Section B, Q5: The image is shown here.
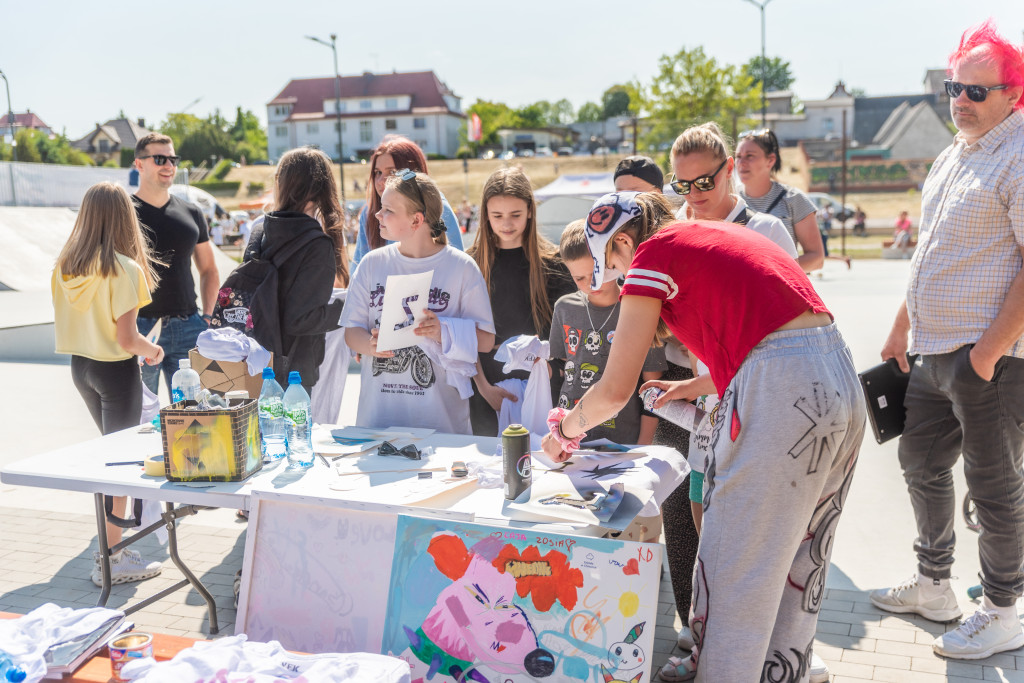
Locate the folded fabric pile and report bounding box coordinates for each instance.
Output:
[119,634,410,683]
[0,603,124,682]
[195,328,272,377]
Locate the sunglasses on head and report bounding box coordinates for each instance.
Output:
[669,158,728,196]
[944,79,1008,103]
[740,128,778,152]
[392,169,447,235]
[137,154,181,166]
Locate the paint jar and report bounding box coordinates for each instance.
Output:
[502,423,531,500]
[108,632,153,682]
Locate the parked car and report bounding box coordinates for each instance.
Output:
[557,147,574,156]
[535,146,553,157]
[518,149,535,158]
[807,192,855,222]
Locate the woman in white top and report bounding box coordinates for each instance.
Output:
[736,128,825,272]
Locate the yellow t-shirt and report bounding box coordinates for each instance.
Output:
[51,253,152,361]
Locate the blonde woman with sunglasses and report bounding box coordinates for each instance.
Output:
[736,128,825,272]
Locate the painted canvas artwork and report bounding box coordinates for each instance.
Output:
[383,515,661,683]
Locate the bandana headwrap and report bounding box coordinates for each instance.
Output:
[584,191,642,289]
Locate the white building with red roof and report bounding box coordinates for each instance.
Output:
[0,111,53,141]
[267,70,464,162]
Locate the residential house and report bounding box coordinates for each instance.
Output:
[0,110,53,142]
[71,118,153,165]
[267,70,464,161]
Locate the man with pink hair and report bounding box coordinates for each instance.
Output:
[873,19,1024,661]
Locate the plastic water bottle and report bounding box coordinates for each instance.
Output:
[170,358,201,403]
[283,371,313,469]
[258,368,288,462]
[0,650,26,682]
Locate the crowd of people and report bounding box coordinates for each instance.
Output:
[47,18,1024,683]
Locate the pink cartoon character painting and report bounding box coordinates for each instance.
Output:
[402,533,556,682]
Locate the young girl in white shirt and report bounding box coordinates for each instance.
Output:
[342,171,495,434]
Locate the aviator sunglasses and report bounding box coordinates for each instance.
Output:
[137,154,181,166]
[668,158,728,196]
[944,79,1008,103]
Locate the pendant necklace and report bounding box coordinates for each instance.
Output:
[580,291,617,333]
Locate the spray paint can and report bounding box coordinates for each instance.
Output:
[502,423,531,500]
[640,387,707,431]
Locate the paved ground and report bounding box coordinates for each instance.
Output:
[1,258,1018,681]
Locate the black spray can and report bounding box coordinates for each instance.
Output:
[502,423,532,500]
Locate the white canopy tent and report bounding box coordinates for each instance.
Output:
[534,173,614,243]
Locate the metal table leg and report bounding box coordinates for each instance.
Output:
[92,496,220,635]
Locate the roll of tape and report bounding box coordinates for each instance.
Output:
[144,455,165,477]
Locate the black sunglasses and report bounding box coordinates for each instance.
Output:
[392,169,447,235]
[944,79,1008,103]
[137,154,181,166]
[669,159,728,195]
[377,440,421,460]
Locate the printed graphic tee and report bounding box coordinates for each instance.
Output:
[341,245,494,434]
[549,292,666,443]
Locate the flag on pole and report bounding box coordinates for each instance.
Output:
[469,113,482,142]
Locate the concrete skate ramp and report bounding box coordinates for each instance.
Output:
[0,207,239,293]
[0,207,241,361]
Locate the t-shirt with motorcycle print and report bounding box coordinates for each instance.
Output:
[341,244,494,435]
[548,292,666,444]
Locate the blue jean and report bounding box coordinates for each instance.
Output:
[137,313,208,395]
[899,347,1024,607]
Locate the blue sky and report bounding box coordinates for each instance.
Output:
[4,0,1023,138]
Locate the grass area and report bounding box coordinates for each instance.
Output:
[222,150,925,224]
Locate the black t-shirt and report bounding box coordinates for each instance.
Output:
[133,194,209,318]
[478,247,575,384]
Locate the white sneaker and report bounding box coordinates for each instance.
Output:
[809,652,829,682]
[933,608,1024,659]
[869,573,962,622]
[677,626,694,650]
[91,549,162,587]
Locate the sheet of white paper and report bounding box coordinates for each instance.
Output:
[376,270,433,353]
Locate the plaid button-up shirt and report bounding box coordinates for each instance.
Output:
[907,110,1024,358]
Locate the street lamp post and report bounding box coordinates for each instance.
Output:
[305,34,346,206]
[742,0,775,127]
[0,69,17,162]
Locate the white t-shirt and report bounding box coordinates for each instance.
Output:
[676,196,798,257]
[341,244,494,434]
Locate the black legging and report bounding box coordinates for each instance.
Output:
[653,362,700,624]
[71,356,142,435]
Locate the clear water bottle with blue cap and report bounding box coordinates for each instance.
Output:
[283,371,313,469]
[257,367,287,462]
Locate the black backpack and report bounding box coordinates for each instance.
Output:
[210,228,322,365]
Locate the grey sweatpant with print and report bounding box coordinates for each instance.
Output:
[689,324,865,682]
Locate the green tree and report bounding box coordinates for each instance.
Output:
[513,103,546,128]
[178,123,235,166]
[548,98,575,125]
[462,99,518,148]
[634,46,762,150]
[577,101,603,123]
[602,85,632,118]
[741,56,795,92]
[230,107,268,162]
[157,113,204,151]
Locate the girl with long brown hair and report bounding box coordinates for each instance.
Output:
[466,167,574,436]
[52,181,166,587]
[352,135,463,264]
[241,146,346,392]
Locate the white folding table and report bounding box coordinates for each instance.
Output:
[0,425,689,638]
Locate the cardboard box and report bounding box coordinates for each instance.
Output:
[160,398,262,482]
[189,348,270,398]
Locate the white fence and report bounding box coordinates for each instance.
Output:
[0,161,187,207]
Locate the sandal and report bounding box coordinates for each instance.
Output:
[236,509,249,520]
[658,655,696,682]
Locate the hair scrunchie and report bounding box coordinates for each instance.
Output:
[547,407,585,453]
